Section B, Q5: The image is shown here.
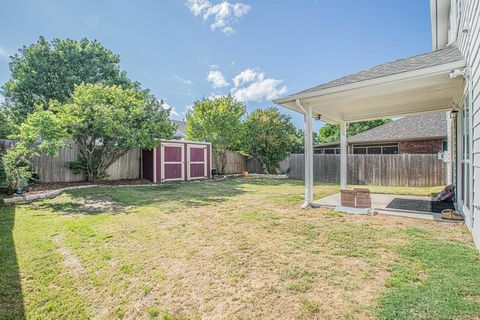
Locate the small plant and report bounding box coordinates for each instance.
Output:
[147,307,160,318]
[114,307,125,319]
[324,210,344,218]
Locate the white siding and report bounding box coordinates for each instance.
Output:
[456,0,480,246]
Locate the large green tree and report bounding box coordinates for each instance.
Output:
[54,83,175,182]
[317,119,392,144]
[291,129,319,153]
[242,108,296,174]
[0,104,17,139]
[2,107,70,190]
[2,37,135,121]
[185,96,245,174]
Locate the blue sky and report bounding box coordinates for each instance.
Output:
[0,0,431,130]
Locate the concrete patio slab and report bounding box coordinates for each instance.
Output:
[311,192,454,221]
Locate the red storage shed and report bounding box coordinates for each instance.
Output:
[142,140,212,183]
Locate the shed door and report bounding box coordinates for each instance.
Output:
[161,142,184,182]
[187,144,207,180]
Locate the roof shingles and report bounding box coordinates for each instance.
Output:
[292,46,465,96]
[316,112,447,146]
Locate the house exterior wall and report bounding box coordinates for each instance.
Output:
[398,139,444,154]
[450,0,480,246]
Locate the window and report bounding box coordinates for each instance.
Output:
[353,147,366,154]
[382,146,399,154]
[353,144,399,154]
[367,147,382,154]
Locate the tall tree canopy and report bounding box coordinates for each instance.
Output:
[54,84,175,182]
[242,108,296,174]
[317,119,392,144]
[291,129,319,154]
[0,104,17,139]
[2,107,70,190]
[185,96,245,174]
[2,36,135,121]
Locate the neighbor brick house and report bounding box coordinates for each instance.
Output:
[314,112,447,155]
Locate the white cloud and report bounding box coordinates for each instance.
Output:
[162,102,180,117]
[186,0,210,15]
[208,93,224,100]
[0,46,11,60]
[186,0,250,35]
[207,70,228,88]
[174,75,193,86]
[232,68,264,87]
[231,68,287,102]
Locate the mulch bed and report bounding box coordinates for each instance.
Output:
[386,198,455,214]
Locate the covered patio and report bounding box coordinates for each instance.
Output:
[313,192,454,220]
[274,46,466,213]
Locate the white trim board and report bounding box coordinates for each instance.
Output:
[160,142,185,182]
[186,144,208,180]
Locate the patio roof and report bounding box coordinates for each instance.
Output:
[273,46,466,124]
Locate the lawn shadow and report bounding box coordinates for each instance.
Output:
[37,194,129,215]
[0,205,26,319]
[39,179,250,211]
[33,177,309,213]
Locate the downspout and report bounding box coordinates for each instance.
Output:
[449,111,457,187]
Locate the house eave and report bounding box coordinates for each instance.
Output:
[273,59,466,107]
[274,59,466,124]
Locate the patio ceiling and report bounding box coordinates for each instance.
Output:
[273,46,466,124]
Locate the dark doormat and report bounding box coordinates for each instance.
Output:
[386,198,455,214]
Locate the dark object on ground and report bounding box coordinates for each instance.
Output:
[438,184,455,202]
[212,169,217,176]
[441,209,464,221]
[354,188,371,208]
[386,198,455,213]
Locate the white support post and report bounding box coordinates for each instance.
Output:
[340,121,347,189]
[298,99,313,208]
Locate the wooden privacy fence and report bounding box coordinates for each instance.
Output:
[288,154,446,187]
[218,150,291,174]
[1,140,141,183]
[222,150,247,174]
[30,144,141,183]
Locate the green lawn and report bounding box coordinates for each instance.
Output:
[1,178,479,319]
